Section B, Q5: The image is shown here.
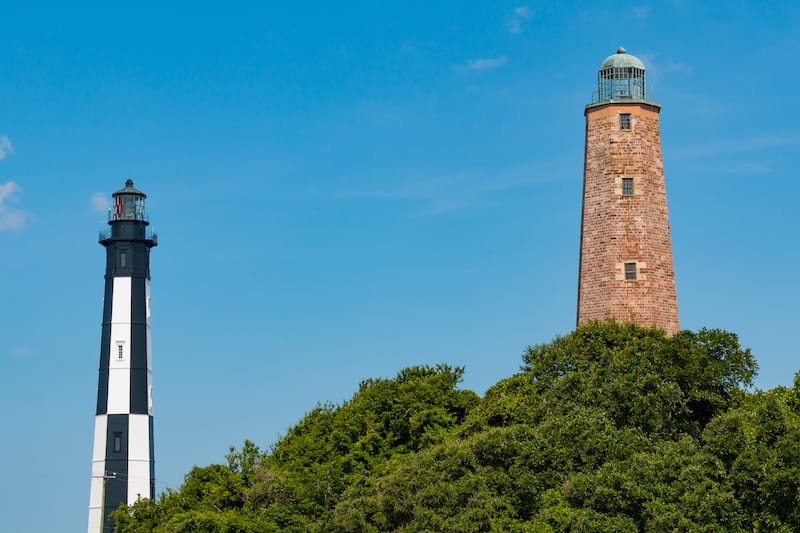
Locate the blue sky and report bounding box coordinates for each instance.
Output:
[1,1,799,530]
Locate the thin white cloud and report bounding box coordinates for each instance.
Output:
[338,160,572,216]
[722,162,773,174]
[664,60,693,74]
[12,347,36,358]
[639,53,693,80]
[0,181,29,230]
[454,55,508,72]
[90,192,111,213]
[508,6,532,34]
[0,136,13,160]
[670,136,800,161]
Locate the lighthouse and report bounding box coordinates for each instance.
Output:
[88,180,157,532]
[577,48,679,335]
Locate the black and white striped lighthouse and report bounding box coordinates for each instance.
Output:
[88,179,157,532]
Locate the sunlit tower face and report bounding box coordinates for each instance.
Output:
[577,48,679,335]
[88,179,157,533]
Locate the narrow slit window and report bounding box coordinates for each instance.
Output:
[113,432,122,453]
[624,262,637,281]
[622,178,634,196]
[117,344,124,360]
[620,113,631,130]
[120,251,127,268]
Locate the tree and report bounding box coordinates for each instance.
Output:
[116,323,799,533]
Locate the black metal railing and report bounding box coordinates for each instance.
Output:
[98,227,158,243]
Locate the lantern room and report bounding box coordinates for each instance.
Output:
[596,47,647,103]
[100,179,157,247]
[111,179,148,223]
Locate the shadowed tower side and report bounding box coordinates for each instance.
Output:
[577,48,679,335]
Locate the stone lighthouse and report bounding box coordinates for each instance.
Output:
[88,180,157,532]
[577,48,679,335]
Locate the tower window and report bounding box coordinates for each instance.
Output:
[116,342,125,360]
[622,178,634,196]
[120,251,127,268]
[620,113,631,130]
[624,262,637,281]
[113,432,122,453]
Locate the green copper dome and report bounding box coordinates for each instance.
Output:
[600,47,645,71]
[590,47,651,105]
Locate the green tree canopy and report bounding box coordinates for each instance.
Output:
[115,322,800,532]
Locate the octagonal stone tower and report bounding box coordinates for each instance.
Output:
[577,47,679,335]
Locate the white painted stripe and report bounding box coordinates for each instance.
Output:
[111,277,132,324]
[88,479,106,516]
[87,507,104,533]
[128,414,153,503]
[108,277,132,413]
[88,415,108,533]
[88,466,105,507]
[146,326,152,370]
[148,370,154,415]
[127,460,152,504]
[109,322,131,369]
[107,368,131,414]
[91,415,108,463]
[128,415,151,461]
[145,279,151,326]
[146,279,154,415]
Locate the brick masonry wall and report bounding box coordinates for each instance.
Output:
[577,102,679,335]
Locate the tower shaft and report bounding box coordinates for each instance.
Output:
[577,101,679,335]
[89,181,157,532]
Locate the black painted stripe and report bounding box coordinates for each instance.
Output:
[96,278,114,415]
[130,330,149,413]
[130,277,149,413]
[149,415,156,499]
[130,370,149,413]
[103,414,129,531]
[106,238,152,279]
[131,277,147,324]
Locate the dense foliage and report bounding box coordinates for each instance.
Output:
[114,322,800,532]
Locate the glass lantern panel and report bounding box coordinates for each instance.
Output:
[114,195,145,221]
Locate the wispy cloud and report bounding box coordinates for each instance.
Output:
[664,60,693,74]
[670,136,800,161]
[508,6,532,34]
[341,175,468,215]
[640,54,693,78]
[0,181,28,230]
[11,347,36,358]
[454,55,508,72]
[722,162,773,174]
[338,160,572,216]
[633,6,650,19]
[401,40,415,52]
[0,136,14,160]
[90,192,110,213]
